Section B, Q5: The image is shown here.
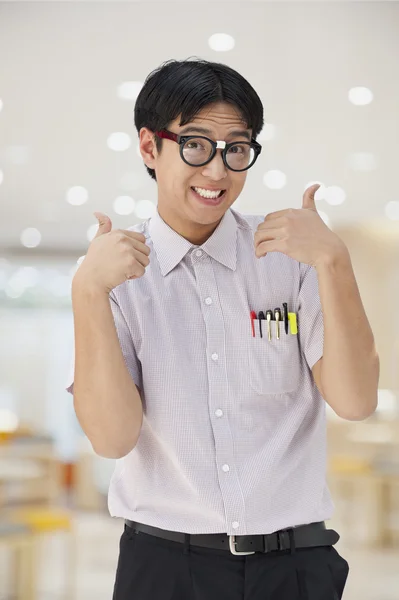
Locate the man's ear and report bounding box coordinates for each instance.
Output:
[139,127,157,168]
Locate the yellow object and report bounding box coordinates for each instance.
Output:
[288,312,298,334]
[9,507,72,533]
[329,456,372,474]
[8,507,77,599]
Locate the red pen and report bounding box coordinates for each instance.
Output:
[250,311,257,337]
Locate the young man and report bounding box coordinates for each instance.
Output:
[68,58,379,600]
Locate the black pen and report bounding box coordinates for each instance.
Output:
[258,311,265,338]
[283,303,289,335]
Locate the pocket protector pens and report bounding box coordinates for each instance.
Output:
[249,304,298,339]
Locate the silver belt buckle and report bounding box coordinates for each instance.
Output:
[229,535,256,556]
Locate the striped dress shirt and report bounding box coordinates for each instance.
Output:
[67,207,334,535]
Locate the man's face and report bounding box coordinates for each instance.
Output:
[139,102,252,244]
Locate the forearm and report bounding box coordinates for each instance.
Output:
[72,279,143,458]
[316,249,379,420]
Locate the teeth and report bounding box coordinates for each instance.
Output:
[193,187,223,199]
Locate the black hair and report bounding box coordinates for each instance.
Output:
[134,57,264,181]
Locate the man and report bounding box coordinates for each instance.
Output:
[67,58,379,600]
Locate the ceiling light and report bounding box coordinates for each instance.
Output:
[20,228,41,248]
[107,132,131,152]
[263,170,287,190]
[208,33,235,52]
[113,196,136,216]
[117,81,143,100]
[324,186,346,206]
[135,200,156,219]
[385,201,399,221]
[348,86,373,106]
[66,186,89,206]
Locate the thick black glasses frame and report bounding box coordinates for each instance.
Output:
[155,129,262,172]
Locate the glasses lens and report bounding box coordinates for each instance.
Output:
[226,143,255,171]
[182,138,213,166]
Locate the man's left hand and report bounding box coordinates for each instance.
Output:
[254,184,348,268]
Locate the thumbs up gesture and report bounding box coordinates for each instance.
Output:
[73,212,151,295]
[254,184,347,268]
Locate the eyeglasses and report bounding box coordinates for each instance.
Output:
[154,129,262,172]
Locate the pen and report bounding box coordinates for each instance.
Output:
[288,312,298,335]
[282,303,289,335]
[258,311,265,338]
[250,311,257,338]
[274,308,281,340]
[266,310,273,341]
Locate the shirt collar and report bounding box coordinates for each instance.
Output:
[148,208,239,276]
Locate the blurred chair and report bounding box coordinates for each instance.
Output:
[0,521,36,600]
[0,434,61,507]
[7,506,77,600]
[0,458,50,507]
[327,417,399,547]
[328,456,386,546]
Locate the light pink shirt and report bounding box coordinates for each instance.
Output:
[67,207,334,535]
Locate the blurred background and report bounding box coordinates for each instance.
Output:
[0,1,399,598]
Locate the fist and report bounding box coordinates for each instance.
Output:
[73,212,151,294]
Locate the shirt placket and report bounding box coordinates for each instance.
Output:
[191,248,247,535]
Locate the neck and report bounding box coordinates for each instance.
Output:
[157,206,223,245]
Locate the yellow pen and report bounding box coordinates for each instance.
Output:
[288,312,298,335]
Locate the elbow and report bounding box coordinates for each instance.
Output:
[335,408,376,422]
[92,438,138,459]
[332,396,378,422]
[91,427,141,458]
[327,353,380,422]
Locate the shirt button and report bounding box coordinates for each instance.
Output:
[205,297,213,305]
[232,522,240,530]
[195,250,203,257]
[211,353,219,361]
[222,464,230,472]
[215,409,223,417]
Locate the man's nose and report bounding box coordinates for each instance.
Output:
[201,150,228,181]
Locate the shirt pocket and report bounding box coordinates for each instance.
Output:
[248,319,301,395]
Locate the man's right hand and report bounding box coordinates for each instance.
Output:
[73,212,151,294]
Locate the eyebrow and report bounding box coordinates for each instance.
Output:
[179,126,251,141]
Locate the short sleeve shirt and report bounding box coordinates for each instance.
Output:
[67,207,334,535]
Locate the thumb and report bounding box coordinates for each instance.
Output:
[93,212,112,237]
[302,184,320,211]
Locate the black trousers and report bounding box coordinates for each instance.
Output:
[112,525,350,600]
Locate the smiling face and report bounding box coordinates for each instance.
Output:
[139,102,252,245]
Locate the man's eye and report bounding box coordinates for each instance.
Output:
[229,145,244,153]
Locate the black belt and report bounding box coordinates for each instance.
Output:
[125,520,339,556]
